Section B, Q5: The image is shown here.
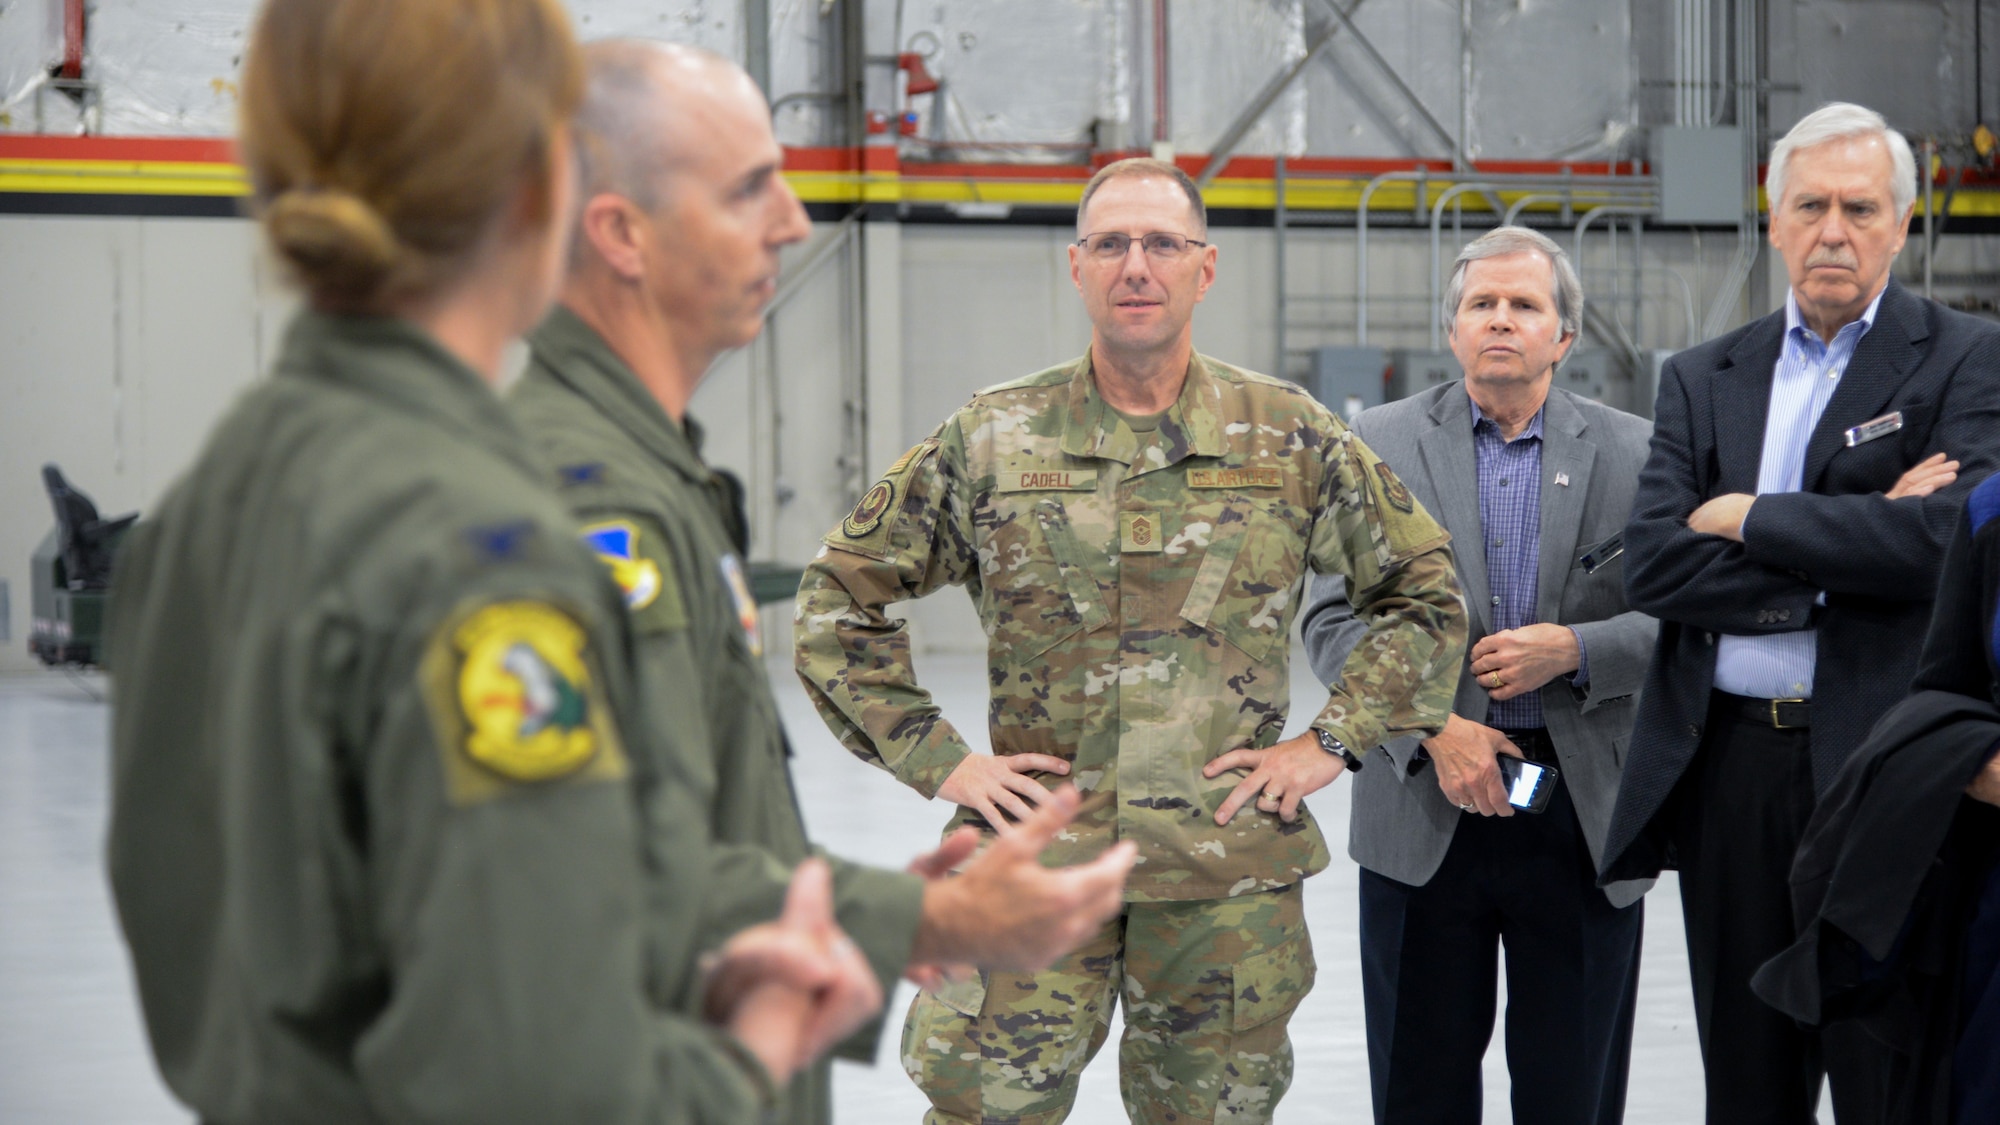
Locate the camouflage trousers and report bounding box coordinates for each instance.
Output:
[901,883,1314,1125]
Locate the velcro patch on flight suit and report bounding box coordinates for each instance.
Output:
[419,599,630,805]
[579,515,688,633]
[833,439,939,557]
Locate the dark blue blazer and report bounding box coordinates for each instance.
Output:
[1601,278,2000,883]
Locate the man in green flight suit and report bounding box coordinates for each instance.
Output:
[793,157,1470,1123]
[507,40,1137,1125]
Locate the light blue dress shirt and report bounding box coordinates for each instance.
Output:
[1712,287,1886,699]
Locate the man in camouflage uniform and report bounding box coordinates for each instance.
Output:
[507,42,1135,1125]
[794,157,1468,1124]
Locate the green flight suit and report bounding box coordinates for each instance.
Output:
[104,312,777,1125]
[507,307,926,1125]
[794,351,1468,1123]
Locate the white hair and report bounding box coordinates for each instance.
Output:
[1766,102,1918,217]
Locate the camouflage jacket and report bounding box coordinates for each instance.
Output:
[795,351,1467,902]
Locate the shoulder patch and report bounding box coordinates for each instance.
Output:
[1373,461,1415,513]
[844,479,896,538]
[420,600,629,804]
[580,515,688,633]
[834,439,940,556]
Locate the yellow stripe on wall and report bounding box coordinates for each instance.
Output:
[4,158,1997,218]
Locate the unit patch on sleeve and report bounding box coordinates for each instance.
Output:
[580,516,688,633]
[833,438,941,557]
[419,600,630,804]
[1373,461,1416,513]
[844,479,896,538]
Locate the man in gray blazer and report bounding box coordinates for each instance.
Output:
[1300,226,1656,1124]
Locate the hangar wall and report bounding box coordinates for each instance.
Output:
[2,0,1998,670]
[11,213,1996,671]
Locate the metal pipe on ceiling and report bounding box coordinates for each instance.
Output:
[1701,0,1761,341]
[1153,0,1170,153]
[1275,154,1288,380]
[1458,0,1472,173]
[62,0,85,81]
[1924,139,1936,299]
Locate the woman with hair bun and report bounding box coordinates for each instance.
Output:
[101,2,879,1120]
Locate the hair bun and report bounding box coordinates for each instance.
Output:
[263,187,402,304]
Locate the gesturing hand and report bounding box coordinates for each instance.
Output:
[936,751,1070,835]
[912,787,1135,974]
[1470,624,1579,702]
[1421,714,1522,818]
[703,858,885,1085]
[1203,732,1347,826]
[1887,452,1959,500]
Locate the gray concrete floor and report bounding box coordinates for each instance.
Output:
[0,629,1833,1123]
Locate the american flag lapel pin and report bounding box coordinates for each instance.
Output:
[1555,471,1570,487]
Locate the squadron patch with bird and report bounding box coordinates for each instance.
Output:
[420,599,628,803]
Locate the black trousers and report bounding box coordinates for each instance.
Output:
[1360,770,1644,1124]
[1673,693,1890,1124]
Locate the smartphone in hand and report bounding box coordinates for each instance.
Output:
[1496,755,1557,814]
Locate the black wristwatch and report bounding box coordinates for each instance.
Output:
[1314,727,1363,772]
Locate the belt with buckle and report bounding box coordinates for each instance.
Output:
[1494,727,1558,765]
[1715,691,1811,730]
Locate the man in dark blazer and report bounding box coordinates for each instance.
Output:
[1600,101,2000,1124]
[1301,226,1656,1124]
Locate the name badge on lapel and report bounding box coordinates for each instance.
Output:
[1843,411,1903,448]
[1576,532,1625,575]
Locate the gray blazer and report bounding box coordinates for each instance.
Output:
[1301,381,1657,907]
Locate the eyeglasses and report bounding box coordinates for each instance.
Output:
[1076,232,1209,260]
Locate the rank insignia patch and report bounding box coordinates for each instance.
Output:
[844,479,896,538]
[452,602,601,782]
[1374,462,1415,513]
[1121,510,1165,554]
[581,520,662,611]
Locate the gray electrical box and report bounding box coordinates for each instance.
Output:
[1308,346,1387,423]
[1555,348,1617,405]
[1387,349,1462,402]
[1654,126,1744,225]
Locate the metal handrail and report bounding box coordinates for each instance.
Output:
[1354,167,1658,344]
[1427,182,1499,348]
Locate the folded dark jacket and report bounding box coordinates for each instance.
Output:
[1754,690,2000,1025]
